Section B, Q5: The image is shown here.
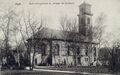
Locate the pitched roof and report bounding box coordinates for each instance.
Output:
[30,28,84,41]
[28,28,96,44]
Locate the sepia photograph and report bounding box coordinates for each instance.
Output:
[0,0,120,75]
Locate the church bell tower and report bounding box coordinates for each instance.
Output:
[78,2,93,38]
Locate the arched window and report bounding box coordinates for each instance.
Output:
[85,45,89,56]
[87,18,90,24]
[81,18,84,24]
[85,58,88,62]
[35,58,37,65]
[85,50,88,56]
[36,45,41,53]
[93,47,96,57]
[77,46,80,55]
[54,44,59,55]
[41,44,46,56]
[67,46,70,56]
[77,57,81,64]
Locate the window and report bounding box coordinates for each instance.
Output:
[85,50,88,56]
[85,58,88,62]
[41,44,46,56]
[54,44,59,55]
[81,18,84,24]
[87,18,90,24]
[67,45,74,56]
[93,47,96,57]
[85,46,89,56]
[36,45,41,53]
[35,58,37,65]
[77,46,80,55]
[67,46,70,56]
[78,57,81,64]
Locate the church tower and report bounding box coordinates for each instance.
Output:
[78,2,93,39]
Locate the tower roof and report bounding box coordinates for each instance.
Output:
[79,1,92,15]
[79,1,91,7]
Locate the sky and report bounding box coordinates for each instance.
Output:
[0,0,120,45]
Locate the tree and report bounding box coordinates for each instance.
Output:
[110,41,120,71]
[98,33,113,63]
[92,13,107,63]
[59,15,78,66]
[0,39,5,65]
[18,12,46,70]
[93,13,106,48]
[98,47,112,65]
[0,9,18,67]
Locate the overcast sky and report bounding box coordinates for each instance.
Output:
[0,0,120,45]
[0,0,120,31]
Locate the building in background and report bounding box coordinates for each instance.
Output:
[27,2,98,66]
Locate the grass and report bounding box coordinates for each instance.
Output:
[1,70,88,75]
[0,66,116,75]
[35,66,113,73]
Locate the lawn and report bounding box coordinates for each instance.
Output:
[35,66,113,73]
[0,66,116,75]
[1,70,89,75]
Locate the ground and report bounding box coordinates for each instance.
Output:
[0,66,117,75]
[0,70,116,75]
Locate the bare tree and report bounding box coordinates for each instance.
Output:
[93,13,106,49]
[18,12,46,70]
[60,15,78,32]
[11,24,22,68]
[59,15,78,66]
[0,9,18,65]
[0,39,5,65]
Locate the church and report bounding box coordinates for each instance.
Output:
[27,2,98,66]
